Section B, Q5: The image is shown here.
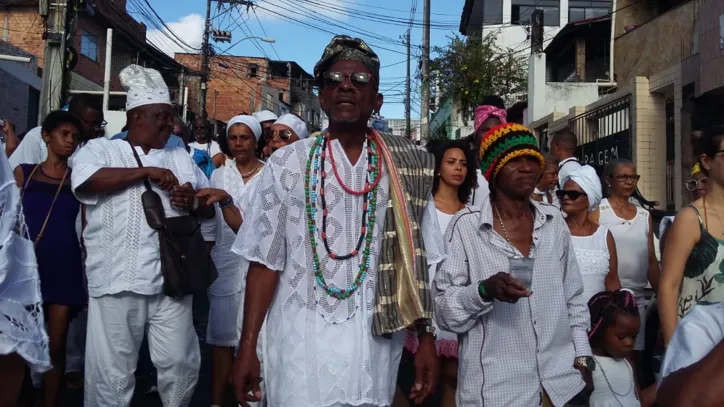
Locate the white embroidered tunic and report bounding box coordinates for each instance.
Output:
[233,138,444,407]
[69,138,210,298]
[209,160,262,297]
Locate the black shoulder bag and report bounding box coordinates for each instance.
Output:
[128,141,217,298]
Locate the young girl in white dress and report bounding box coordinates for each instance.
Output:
[588,290,656,407]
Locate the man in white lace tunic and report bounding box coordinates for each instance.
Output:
[69,65,215,407]
[231,36,445,407]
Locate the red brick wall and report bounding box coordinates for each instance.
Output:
[3,5,145,90]
[175,54,291,123]
[3,8,46,68]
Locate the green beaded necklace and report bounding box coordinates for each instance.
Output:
[304,134,380,300]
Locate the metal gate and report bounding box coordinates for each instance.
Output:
[569,95,632,175]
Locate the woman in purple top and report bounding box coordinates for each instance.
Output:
[14,110,84,407]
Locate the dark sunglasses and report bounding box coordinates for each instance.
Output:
[265,129,293,141]
[194,125,206,130]
[556,190,588,200]
[323,71,372,88]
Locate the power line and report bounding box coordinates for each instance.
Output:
[252,8,282,60]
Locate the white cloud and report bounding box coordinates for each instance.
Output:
[254,0,354,22]
[147,14,205,57]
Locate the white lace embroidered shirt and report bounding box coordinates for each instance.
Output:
[209,160,262,297]
[233,138,445,407]
[70,138,210,298]
[433,199,592,407]
[571,226,611,304]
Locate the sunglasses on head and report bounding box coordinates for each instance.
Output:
[555,190,588,200]
[323,71,372,88]
[265,129,293,141]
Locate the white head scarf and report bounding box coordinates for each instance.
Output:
[275,114,308,140]
[119,64,171,111]
[565,165,603,211]
[253,110,278,124]
[227,115,262,141]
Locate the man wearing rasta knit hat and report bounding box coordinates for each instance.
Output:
[232,35,445,407]
[434,123,594,406]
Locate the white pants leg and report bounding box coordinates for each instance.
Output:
[84,294,146,407]
[65,310,87,373]
[84,293,200,407]
[146,294,200,407]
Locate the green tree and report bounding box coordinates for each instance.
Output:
[431,34,528,117]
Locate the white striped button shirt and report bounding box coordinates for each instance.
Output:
[433,198,591,407]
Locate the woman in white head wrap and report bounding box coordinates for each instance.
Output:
[559,165,621,303]
[195,114,265,407]
[265,113,309,155]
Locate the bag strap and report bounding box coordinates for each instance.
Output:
[127,140,154,192]
[21,164,69,248]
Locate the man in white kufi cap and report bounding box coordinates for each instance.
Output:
[70,64,215,407]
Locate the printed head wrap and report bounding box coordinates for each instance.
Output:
[227,115,262,141]
[253,110,278,124]
[474,105,507,134]
[119,64,171,111]
[274,113,309,140]
[565,165,603,211]
[314,35,380,86]
[691,163,702,176]
[479,123,544,181]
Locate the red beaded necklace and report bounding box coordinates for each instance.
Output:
[326,132,382,196]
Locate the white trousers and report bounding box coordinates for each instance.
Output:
[84,292,200,407]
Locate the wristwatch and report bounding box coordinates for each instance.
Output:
[574,356,596,372]
[478,280,493,302]
[416,323,437,339]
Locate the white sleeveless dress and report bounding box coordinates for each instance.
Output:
[590,356,641,407]
[571,226,610,304]
[598,198,650,350]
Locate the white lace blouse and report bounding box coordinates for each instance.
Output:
[571,225,611,304]
[0,148,50,372]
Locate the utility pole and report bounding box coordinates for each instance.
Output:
[405,30,411,139]
[200,0,212,118]
[200,0,255,118]
[420,0,431,140]
[39,0,71,121]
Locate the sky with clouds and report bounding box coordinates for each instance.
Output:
[145,0,469,119]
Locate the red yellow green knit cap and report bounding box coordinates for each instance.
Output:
[479,123,544,181]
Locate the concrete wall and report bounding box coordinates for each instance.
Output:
[535,82,600,122]
[699,0,724,94]
[484,25,563,51]
[528,73,682,208]
[614,2,696,88]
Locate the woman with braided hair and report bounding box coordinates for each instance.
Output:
[588,290,655,406]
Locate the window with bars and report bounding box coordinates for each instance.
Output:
[665,98,676,209]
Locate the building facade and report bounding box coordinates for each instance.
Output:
[459,0,612,50]
[528,0,722,211]
[175,54,322,132]
[2,0,184,113]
